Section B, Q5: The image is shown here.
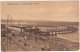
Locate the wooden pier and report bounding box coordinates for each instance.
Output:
[7,24,78,37]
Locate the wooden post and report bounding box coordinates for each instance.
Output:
[52,32,53,36]
[20,28,22,33]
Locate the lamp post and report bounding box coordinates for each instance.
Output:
[7,15,12,51]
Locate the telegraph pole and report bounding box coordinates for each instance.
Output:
[7,15,9,51]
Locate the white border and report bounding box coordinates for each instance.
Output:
[0,1,1,52]
[0,0,79,1]
[79,0,80,51]
[0,0,79,52]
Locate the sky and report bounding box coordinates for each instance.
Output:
[1,1,79,22]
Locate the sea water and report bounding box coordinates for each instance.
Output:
[57,30,79,42]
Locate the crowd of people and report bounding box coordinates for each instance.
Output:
[2,29,69,51]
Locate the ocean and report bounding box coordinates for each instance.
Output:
[57,30,79,42]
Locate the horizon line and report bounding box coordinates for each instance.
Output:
[1,19,79,22]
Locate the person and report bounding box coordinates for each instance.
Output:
[18,39,21,42]
[12,30,15,37]
[11,40,14,47]
[47,44,50,51]
[24,42,27,46]
[63,47,66,51]
[33,36,36,42]
[9,33,12,46]
[31,44,33,48]
[47,44,49,48]
[24,35,27,46]
[41,44,45,51]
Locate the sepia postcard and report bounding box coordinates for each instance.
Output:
[1,1,79,51]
